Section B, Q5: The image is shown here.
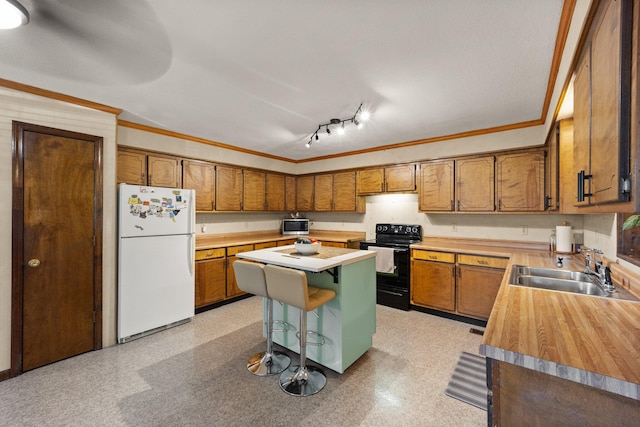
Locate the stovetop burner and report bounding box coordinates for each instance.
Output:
[370,223,422,245]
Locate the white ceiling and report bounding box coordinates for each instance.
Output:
[0,0,565,161]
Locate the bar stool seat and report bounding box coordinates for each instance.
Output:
[264,264,336,397]
[233,260,290,376]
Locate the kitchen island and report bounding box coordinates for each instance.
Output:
[237,245,376,373]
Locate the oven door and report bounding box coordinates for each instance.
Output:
[360,242,411,310]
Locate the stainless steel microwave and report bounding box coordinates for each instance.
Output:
[281,218,309,235]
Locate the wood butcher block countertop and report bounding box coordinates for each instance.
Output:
[196,230,366,250]
[411,237,640,400]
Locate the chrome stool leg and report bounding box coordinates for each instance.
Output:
[247,297,290,376]
[279,308,327,396]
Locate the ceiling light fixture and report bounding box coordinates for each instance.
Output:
[307,102,369,148]
[0,0,29,29]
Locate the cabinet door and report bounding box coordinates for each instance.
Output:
[590,0,627,204]
[226,244,254,298]
[496,151,545,212]
[284,175,296,211]
[456,265,504,320]
[195,257,226,308]
[296,175,314,211]
[419,160,454,211]
[117,148,146,185]
[265,173,285,211]
[148,154,181,188]
[411,259,456,311]
[333,171,362,212]
[573,46,591,206]
[385,164,416,192]
[182,160,215,211]
[314,173,333,211]
[456,156,495,212]
[357,168,385,194]
[545,124,560,211]
[215,165,243,211]
[243,169,266,211]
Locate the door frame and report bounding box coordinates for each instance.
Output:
[11,121,103,377]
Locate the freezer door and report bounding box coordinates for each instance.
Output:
[118,234,195,341]
[119,183,195,237]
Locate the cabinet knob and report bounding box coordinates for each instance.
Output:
[27,259,40,267]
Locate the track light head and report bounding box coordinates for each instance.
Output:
[305,102,369,148]
[326,126,331,135]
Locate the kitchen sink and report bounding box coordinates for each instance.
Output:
[509,265,639,301]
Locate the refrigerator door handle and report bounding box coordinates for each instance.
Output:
[188,234,195,277]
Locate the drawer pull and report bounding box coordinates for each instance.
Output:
[478,260,489,265]
[429,255,437,260]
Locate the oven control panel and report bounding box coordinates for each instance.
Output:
[375,224,422,238]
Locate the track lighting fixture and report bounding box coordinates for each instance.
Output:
[0,0,29,29]
[306,102,369,148]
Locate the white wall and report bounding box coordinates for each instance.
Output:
[0,87,118,372]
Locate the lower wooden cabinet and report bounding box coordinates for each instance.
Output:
[195,248,226,308]
[411,251,456,311]
[226,244,254,298]
[411,250,507,321]
[318,241,346,248]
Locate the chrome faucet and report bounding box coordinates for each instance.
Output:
[581,247,615,292]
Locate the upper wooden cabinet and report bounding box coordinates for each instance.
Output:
[284,175,296,212]
[456,156,495,212]
[333,171,364,212]
[357,164,416,194]
[243,169,266,211]
[496,151,545,212]
[419,160,454,211]
[215,165,243,211]
[117,147,181,188]
[296,175,314,211]
[314,173,333,211]
[573,0,632,207]
[265,173,285,212]
[182,160,215,211]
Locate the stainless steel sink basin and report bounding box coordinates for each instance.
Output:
[509,265,638,301]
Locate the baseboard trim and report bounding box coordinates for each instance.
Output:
[0,369,10,382]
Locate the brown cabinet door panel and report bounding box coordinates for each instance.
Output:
[117,149,146,184]
[456,265,504,320]
[266,173,285,211]
[496,151,545,212]
[215,165,243,211]
[284,175,297,211]
[419,160,454,211]
[385,164,416,192]
[148,155,180,188]
[411,260,456,311]
[456,156,495,212]
[333,171,358,212]
[314,173,333,211]
[243,169,266,211]
[195,258,226,308]
[357,168,384,194]
[183,160,215,211]
[296,175,314,211]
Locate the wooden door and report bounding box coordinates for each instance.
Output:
[411,260,456,311]
[456,265,504,320]
[545,124,560,211]
[182,160,215,211]
[284,175,296,211]
[195,250,226,308]
[226,245,253,298]
[266,173,285,211]
[385,164,416,192]
[12,122,101,374]
[296,175,314,211]
[314,173,333,211]
[419,160,454,211]
[148,154,180,188]
[333,171,359,212]
[573,45,591,206]
[215,165,243,211]
[243,169,266,211]
[357,168,384,194]
[496,151,545,212]
[117,148,146,184]
[456,156,495,211]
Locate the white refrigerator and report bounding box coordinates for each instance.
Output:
[117,183,196,343]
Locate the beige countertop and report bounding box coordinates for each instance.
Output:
[196,229,366,250]
[237,245,375,272]
[411,236,640,399]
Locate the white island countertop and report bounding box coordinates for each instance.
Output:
[236,245,376,272]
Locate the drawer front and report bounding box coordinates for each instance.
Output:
[195,248,225,260]
[227,244,254,256]
[457,254,508,269]
[254,241,278,250]
[412,250,455,263]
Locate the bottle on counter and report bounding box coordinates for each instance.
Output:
[549,230,556,252]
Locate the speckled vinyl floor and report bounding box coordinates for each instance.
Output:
[0,297,485,426]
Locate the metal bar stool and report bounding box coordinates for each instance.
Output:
[233,260,290,376]
[264,264,336,397]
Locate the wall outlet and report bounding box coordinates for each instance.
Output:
[200,224,207,233]
[452,224,457,232]
[521,225,528,235]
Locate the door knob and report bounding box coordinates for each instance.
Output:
[27,259,40,267]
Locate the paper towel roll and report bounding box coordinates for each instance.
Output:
[556,225,573,253]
